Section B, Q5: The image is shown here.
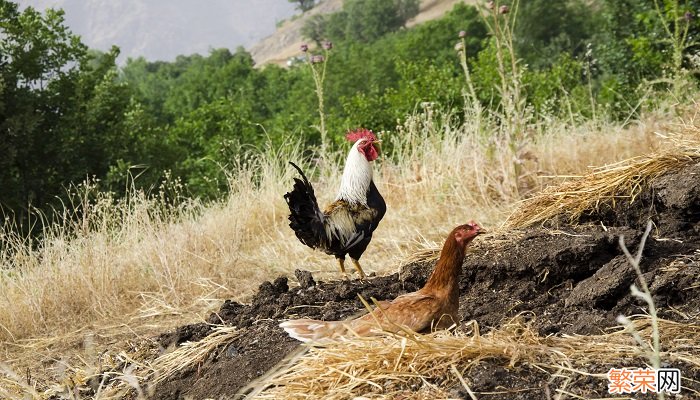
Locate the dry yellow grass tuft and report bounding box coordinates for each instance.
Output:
[253,317,700,399]
[506,125,700,229]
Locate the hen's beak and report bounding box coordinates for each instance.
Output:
[475,226,487,235]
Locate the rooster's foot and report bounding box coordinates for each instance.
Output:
[351,258,367,281]
[337,258,350,280]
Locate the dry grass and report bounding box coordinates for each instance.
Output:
[253,316,700,399]
[506,124,700,229]
[0,106,677,396]
[26,315,699,399]
[72,325,242,399]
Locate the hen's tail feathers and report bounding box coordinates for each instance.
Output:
[279,319,347,343]
[284,162,326,249]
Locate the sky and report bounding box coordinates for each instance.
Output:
[15,0,298,63]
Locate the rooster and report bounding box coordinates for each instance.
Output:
[279,221,484,342]
[284,129,385,279]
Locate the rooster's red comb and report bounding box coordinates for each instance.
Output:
[345,128,377,143]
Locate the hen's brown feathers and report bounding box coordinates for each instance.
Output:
[347,292,454,336]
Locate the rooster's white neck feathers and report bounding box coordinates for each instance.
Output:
[336,140,373,205]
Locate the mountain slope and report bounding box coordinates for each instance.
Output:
[249,0,471,67]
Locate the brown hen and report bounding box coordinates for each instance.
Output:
[279,221,484,342]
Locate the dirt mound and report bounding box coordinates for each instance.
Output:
[140,161,700,399]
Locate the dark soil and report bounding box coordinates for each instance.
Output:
[148,162,700,399]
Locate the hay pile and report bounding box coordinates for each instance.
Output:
[4,326,241,399]
[253,317,700,399]
[506,129,700,229]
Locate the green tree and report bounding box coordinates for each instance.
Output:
[513,0,599,69]
[301,14,330,47]
[289,0,315,12]
[343,0,420,42]
[122,47,257,124]
[302,0,420,44]
[0,1,139,226]
[592,0,700,115]
[1,1,89,218]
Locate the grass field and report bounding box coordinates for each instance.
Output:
[0,105,685,396]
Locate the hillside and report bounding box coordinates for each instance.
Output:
[34,129,700,398]
[249,0,470,66]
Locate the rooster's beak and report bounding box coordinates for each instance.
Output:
[476,226,486,235]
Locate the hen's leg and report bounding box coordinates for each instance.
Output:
[350,258,367,280]
[336,257,349,279]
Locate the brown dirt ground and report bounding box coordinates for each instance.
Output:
[92,162,700,399]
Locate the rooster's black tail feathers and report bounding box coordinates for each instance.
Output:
[284,162,326,249]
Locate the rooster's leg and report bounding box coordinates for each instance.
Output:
[337,257,349,279]
[350,258,367,280]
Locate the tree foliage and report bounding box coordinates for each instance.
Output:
[289,0,315,12]
[0,1,136,225]
[513,0,599,69]
[302,0,420,44]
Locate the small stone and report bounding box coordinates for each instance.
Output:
[295,269,316,289]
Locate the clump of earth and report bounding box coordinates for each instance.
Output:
[132,163,700,399]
